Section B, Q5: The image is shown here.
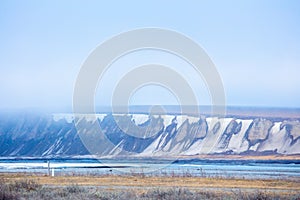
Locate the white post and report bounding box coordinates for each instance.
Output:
[51,168,55,177]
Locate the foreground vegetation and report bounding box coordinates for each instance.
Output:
[0,174,299,200]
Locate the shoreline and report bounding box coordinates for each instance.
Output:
[1,154,300,161]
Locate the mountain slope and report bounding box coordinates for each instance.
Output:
[0,112,299,157]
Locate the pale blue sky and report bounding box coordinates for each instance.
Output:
[0,0,300,110]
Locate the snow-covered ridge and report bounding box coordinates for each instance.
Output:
[52,113,204,127]
[53,113,107,123]
[50,113,300,155]
[0,113,299,157]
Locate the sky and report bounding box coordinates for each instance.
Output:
[0,0,300,111]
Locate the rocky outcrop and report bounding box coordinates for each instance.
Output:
[246,118,273,146]
[0,112,299,157]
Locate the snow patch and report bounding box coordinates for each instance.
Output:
[228,119,252,153]
[161,115,175,127]
[132,114,149,125]
[140,134,163,156]
[53,113,108,124]
[53,113,74,123]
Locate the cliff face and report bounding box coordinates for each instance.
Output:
[0,112,299,157]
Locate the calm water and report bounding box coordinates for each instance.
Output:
[0,158,299,180]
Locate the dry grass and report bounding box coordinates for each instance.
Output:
[1,173,299,190]
[1,173,299,200]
